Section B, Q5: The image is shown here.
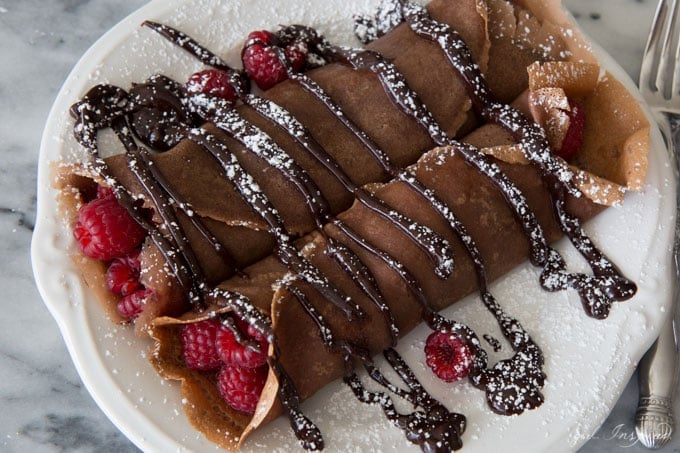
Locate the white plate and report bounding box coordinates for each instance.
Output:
[31,0,677,451]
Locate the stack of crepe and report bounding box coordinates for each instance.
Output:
[55,0,650,450]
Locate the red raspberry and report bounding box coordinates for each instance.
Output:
[246,30,275,46]
[116,288,152,320]
[242,30,307,90]
[217,365,268,414]
[424,330,473,383]
[73,196,146,261]
[181,319,223,371]
[242,42,286,91]
[215,318,268,368]
[106,250,142,296]
[556,101,586,161]
[185,69,238,103]
[285,41,308,72]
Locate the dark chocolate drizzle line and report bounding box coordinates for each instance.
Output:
[243,93,454,279]
[280,26,548,268]
[283,279,468,453]
[142,21,249,98]
[113,126,207,304]
[268,348,325,451]
[325,239,401,345]
[483,334,502,353]
[397,0,636,317]
[346,349,466,453]
[184,124,364,321]
[539,197,637,318]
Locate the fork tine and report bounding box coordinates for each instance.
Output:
[671,0,680,98]
[641,0,670,92]
[659,0,680,98]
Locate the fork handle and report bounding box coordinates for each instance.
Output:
[634,111,680,449]
[636,314,678,449]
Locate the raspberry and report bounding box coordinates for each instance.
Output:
[116,288,152,320]
[246,30,275,47]
[217,365,268,414]
[242,42,287,90]
[285,41,308,72]
[556,101,586,161]
[215,318,268,368]
[181,319,223,371]
[242,30,307,91]
[74,196,146,261]
[185,69,238,103]
[424,330,473,383]
[106,250,142,296]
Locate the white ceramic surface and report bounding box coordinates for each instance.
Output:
[30,0,677,451]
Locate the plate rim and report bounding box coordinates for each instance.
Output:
[30,1,676,451]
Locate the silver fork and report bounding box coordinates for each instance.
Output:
[636,0,680,448]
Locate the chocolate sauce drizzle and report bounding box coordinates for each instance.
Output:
[346,349,466,453]
[394,0,637,318]
[68,3,640,451]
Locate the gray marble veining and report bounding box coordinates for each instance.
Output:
[2,0,677,451]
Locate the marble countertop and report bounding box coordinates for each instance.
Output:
[2,0,677,451]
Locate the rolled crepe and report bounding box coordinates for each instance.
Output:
[60,0,570,329]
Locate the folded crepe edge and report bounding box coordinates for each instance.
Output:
[481,61,650,206]
[150,312,256,450]
[52,162,127,324]
[149,292,286,450]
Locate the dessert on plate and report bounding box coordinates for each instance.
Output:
[52,0,651,451]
